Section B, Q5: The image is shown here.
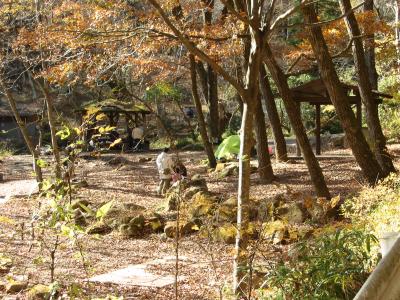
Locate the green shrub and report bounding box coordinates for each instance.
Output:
[259,228,378,300]
[379,106,400,142]
[342,173,400,236]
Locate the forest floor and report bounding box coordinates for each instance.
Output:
[0,145,400,299]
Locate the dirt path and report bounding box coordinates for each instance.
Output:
[0,146,399,299]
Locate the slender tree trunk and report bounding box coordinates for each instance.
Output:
[189,55,217,168]
[0,80,43,184]
[302,3,384,184]
[38,82,62,179]
[340,0,396,175]
[259,66,288,162]
[233,13,265,297]
[263,45,331,198]
[364,0,378,90]
[208,65,220,142]
[200,0,220,143]
[396,0,400,70]
[254,95,274,183]
[195,62,209,102]
[233,100,255,297]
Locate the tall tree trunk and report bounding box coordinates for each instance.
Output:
[0,80,43,184]
[302,3,384,184]
[396,0,400,70]
[259,66,288,162]
[233,100,255,297]
[38,82,62,179]
[207,65,220,142]
[263,45,331,199]
[189,55,217,168]
[254,95,274,183]
[364,0,378,90]
[200,0,220,143]
[234,11,264,295]
[340,0,396,175]
[195,62,209,102]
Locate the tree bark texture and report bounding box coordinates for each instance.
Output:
[263,45,331,199]
[234,8,264,295]
[363,0,378,90]
[340,0,396,175]
[189,55,217,168]
[302,3,384,184]
[40,82,62,179]
[254,95,274,183]
[207,64,220,142]
[259,66,288,162]
[396,0,400,70]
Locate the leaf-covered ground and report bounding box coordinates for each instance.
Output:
[0,146,399,299]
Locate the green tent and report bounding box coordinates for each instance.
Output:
[215,135,240,159]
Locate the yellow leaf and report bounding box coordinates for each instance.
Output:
[330,195,341,208]
[0,216,14,224]
[109,138,122,148]
[96,113,107,121]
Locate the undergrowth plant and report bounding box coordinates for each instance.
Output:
[259,228,378,300]
[32,115,114,287]
[342,173,400,236]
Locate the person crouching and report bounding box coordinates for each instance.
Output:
[156,147,173,196]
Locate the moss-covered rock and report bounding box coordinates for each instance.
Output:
[26,284,51,300]
[188,175,208,190]
[182,186,204,201]
[102,203,145,228]
[145,213,165,233]
[5,280,27,293]
[277,202,308,224]
[189,192,216,219]
[213,223,237,244]
[86,221,112,235]
[164,220,197,238]
[129,214,145,227]
[0,253,12,274]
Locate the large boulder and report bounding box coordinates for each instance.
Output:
[144,212,165,233]
[5,278,27,294]
[102,203,145,228]
[276,202,308,224]
[213,223,237,244]
[164,220,197,238]
[187,174,208,190]
[182,186,204,201]
[166,177,208,211]
[189,192,217,219]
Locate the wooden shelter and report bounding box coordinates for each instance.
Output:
[79,99,151,150]
[290,79,392,155]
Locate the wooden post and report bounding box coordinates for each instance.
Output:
[315,104,321,155]
[356,101,362,129]
[134,113,138,127]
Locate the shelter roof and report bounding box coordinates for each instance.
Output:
[290,79,391,105]
[80,99,151,114]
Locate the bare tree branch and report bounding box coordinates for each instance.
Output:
[147,0,246,98]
